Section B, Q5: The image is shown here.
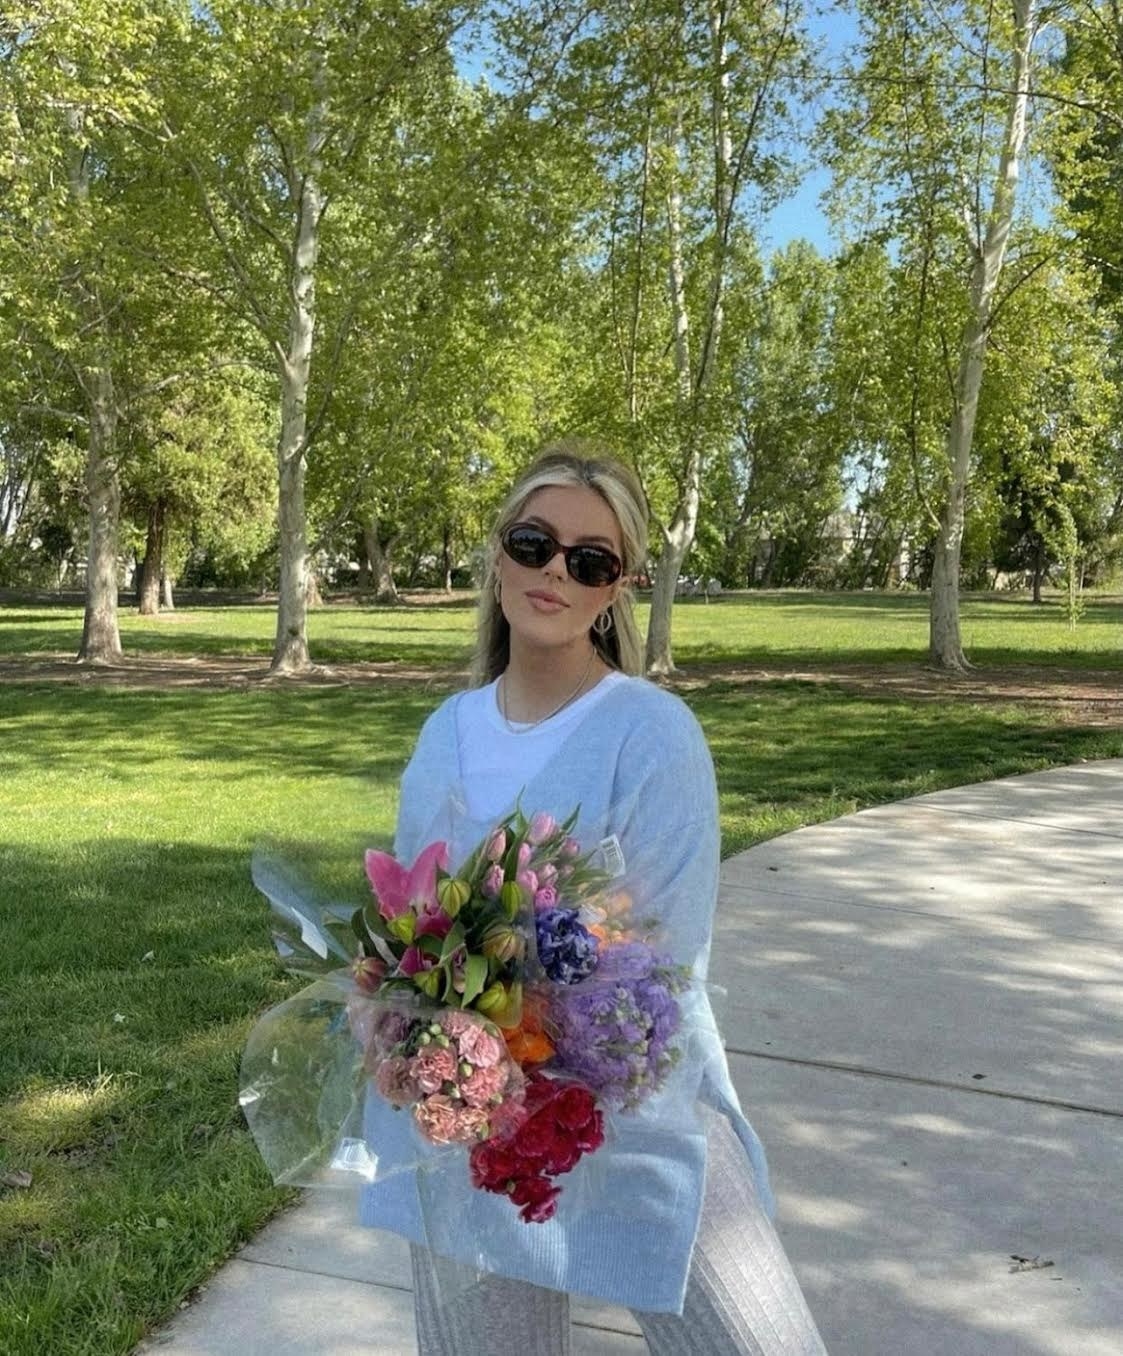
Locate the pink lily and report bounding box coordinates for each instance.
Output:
[364,841,449,922]
[399,944,437,977]
[415,903,454,941]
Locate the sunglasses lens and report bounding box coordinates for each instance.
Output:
[504,526,553,568]
[569,547,620,587]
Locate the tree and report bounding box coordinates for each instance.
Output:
[826,0,1046,669]
[499,0,808,672]
[121,370,276,613]
[0,3,169,660]
[146,0,472,672]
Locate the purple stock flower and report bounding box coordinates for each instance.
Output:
[535,907,600,985]
[551,943,688,1109]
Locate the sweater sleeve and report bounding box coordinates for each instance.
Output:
[605,689,722,973]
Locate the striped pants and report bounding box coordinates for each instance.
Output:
[409,1116,827,1355]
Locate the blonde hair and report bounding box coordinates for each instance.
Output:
[471,443,648,685]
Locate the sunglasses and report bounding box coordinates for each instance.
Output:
[501,523,623,588]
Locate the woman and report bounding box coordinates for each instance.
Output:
[360,446,826,1355]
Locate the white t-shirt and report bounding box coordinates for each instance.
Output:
[456,672,627,821]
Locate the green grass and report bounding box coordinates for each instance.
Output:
[1,597,1122,1352]
[2,589,1122,668]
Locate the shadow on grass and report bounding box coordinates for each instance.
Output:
[692,681,1123,853]
[0,831,317,1356]
[0,681,433,783]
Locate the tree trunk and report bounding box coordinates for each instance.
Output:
[441,523,453,594]
[356,532,371,591]
[928,0,1036,670]
[161,570,175,611]
[645,502,698,675]
[646,116,702,677]
[66,105,122,664]
[269,114,325,673]
[274,442,311,670]
[137,500,165,616]
[1031,540,1044,603]
[363,517,399,605]
[77,372,122,663]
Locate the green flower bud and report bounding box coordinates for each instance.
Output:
[413,969,442,1000]
[475,981,509,1016]
[437,877,472,917]
[499,881,525,921]
[481,922,523,964]
[386,912,416,944]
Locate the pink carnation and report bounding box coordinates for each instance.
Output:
[414,1095,489,1145]
[412,1043,458,1094]
[438,1011,474,1039]
[461,1063,509,1107]
[374,1056,418,1107]
[457,1023,505,1069]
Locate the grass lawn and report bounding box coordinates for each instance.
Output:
[2,588,1122,669]
[1,594,1121,1353]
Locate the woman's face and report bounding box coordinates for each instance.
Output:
[497,484,624,657]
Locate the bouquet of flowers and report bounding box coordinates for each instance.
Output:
[242,805,692,1225]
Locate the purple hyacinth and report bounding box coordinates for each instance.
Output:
[551,942,688,1109]
[535,906,600,984]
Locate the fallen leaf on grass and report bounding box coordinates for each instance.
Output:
[1009,1255,1054,1273]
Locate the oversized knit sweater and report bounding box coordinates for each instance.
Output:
[358,675,773,1314]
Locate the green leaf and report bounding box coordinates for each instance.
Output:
[438,919,466,962]
[460,952,488,1007]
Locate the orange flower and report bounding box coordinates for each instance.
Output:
[502,991,555,1067]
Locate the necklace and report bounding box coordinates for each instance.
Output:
[499,649,597,734]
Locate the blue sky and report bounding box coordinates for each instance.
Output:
[454,3,859,258]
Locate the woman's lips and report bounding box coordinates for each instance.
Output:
[525,590,567,612]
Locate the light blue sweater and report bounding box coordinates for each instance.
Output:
[359,676,773,1313]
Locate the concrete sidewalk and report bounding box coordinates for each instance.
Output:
[138,761,1123,1356]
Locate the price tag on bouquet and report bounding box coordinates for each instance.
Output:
[593,834,626,878]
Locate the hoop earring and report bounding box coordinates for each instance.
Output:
[593,609,613,636]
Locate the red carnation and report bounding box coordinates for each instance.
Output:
[510,1174,561,1223]
[466,1072,605,1224]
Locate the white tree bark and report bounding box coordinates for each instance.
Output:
[65,110,123,664]
[77,372,123,662]
[644,2,735,676]
[270,99,326,674]
[929,0,1037,670]
[645,116,700,677]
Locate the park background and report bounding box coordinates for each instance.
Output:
[2,1,1123,1353]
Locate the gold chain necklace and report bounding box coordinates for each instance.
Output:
[499,649,597,734]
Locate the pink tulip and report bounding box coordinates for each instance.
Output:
[517,843,532,870]
[482,864,504,898]
[527,812,557,845]
[516,869,538,896]
[533,886,558,911]
[485,829,507,863]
